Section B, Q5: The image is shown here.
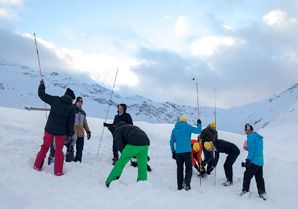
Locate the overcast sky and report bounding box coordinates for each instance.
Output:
[1,0,298,108]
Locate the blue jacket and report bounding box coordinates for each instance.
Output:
[246,132,264,166]
[170,121,202,154]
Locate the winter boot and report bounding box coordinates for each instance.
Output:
[147,164,152,172]
[112,157,118,165]
[223,180,233,186]
[238,190,249,197]
[183,186,191,191]
[259,192,267,200]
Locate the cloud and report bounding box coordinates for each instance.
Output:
[0,0,22,21]
[263,10,298,27]
[0,8,18,20]
[174,16,192,37]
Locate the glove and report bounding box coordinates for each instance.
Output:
[103,122,108,127]
[197,119,201,125]
[87,131,91,140]
[194,164,200,172]
[64,135,72,145]
[40,79,44,85]
[241,159,251,168]
[172,152,176,160]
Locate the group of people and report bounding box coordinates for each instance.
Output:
[32,81,266,199]
[170,116,266,199]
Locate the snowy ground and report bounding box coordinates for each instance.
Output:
[0,107,298,209]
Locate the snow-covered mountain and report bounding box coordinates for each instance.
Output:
[1,60,297,133]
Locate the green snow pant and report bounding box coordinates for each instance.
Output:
[106,145,149,184]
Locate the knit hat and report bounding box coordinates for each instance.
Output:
[193,143,200,152]
[210,121,216,128]
[244,123,253,130]
[204,142,212,151]
[65,88,75,99]
[180,116,187,123]
[75,96,83,104]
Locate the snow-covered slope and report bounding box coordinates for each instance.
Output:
[0,107,298,209]
[1,60,298,134]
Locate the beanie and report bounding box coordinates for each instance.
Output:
[75,96,83,104]
[204,142,212,151]
[193,143,200,152]
[244,123,253,130]
[180,116,187,123]
[210,121,216,128]
[65,88,75,99]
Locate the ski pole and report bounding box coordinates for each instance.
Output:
[97,68,119,156]
[34,33,48,120]
[214,88,216,185]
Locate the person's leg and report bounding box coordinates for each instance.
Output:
[106,145,136,185]
[34,132,55,170]
[183,152,193,189]
[135,145,149,181]
[175,153,184,190]
[112,139,119,159]
[242,164,258,192]
[54,135,66,176]
[255,166,266,194]
[48,140,56,165]
[224,151,239,182]
[74,137,84,162]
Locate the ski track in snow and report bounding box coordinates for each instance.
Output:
[0,107,298,209]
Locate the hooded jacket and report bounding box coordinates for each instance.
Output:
[38,83,75,136]
[200,125,218,145]
[246,132,264,166]
[73,105,90,137]
[170,121,202,154]
[113,123,150,152]
[191,139,203,165]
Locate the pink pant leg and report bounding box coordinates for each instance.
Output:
[54,135,66,176]
[34,132,54,170]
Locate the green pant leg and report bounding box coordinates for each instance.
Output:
[106,145,137,184]
[136,145,149,181]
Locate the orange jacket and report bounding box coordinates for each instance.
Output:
[191,139,203,165]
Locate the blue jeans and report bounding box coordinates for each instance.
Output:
[74,137,84,162]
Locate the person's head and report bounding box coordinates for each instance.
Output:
[193,142,200,152]
[65,88,75,102]
[180,116,187,123]
[244,123,254,135]
[209,121,216,130]
[118,105,124,114]
[204,142,214,151]
[75,97,83,108]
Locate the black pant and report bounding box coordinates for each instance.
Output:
[243,164,266,194]
[113,139,119,159]
[224,149,240,182]
[203,148,215,172]
[176,152,192,190]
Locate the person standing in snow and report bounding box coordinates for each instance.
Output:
[105,122,150,187]
[73,97,91,162]
[33,80,75,176]
[239,124,267,199]
[191,139,207,177]
[170,116,202,190]
[200,121,218,174]
[103,103,133,165]
[204,139,240,186]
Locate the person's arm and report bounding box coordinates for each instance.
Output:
[126,113,133,125]
[189,123,202,134]
[246,135,256,161]
[170,132,175,152]
[38,81,55,105]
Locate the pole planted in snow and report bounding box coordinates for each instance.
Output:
[214,88,217,185]
[97,68,119,156]
[34,33,48,120]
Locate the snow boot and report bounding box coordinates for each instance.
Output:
[112,157,118,165]
[259,192,267,200]
[223,181,233,186]
[238,190,249,197]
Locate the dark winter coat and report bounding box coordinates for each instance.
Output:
[213,139,240,166]
[113,124,150,152]
[200,125,218,145]
[106,103,133,134]
[38,83,75,136]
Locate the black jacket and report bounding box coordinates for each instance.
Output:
[38,83,75,136]
[214,139,240,166]
[113,124,150,152]
[201,125,218,145]
[106,103,133,134]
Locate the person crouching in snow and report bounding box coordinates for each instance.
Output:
[204,138,240,186]
[170,116,202,191]
[33,79,75,176]
[191,139,207,177]
[239,124,267,200]
[105,122,150,188]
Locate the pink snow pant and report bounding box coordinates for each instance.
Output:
[34,131,65,176]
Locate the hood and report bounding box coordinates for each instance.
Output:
[175,120,187,129]
[61,94,73,104]
[252,132,264,140]
[117,103,127,114]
